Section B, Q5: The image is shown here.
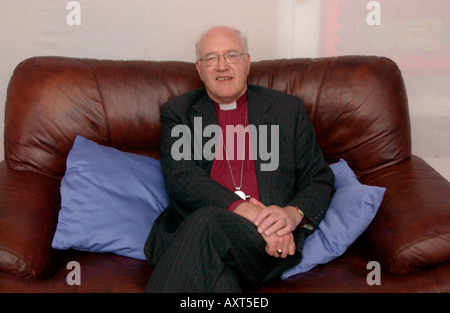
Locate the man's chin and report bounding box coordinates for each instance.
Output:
[209,93,238,104]
[209,88,246,104]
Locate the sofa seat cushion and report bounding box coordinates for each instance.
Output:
[0,250,152,293]
[256,245,450,293]
[2,246,448,293]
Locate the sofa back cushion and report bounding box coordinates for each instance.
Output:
[4,56,411,179]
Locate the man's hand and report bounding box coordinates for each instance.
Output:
[261,231,296,258]
[232,200,264,223]
[252,199,302,237]
[234,198,299,259]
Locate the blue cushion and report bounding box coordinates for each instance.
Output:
[282,159,386,279]
[52,135,169,260]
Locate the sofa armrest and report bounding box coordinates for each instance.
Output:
[0,161,62,279]
[359,155,450,274]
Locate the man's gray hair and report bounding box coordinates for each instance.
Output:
[195,26,248,60]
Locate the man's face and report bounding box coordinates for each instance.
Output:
[195,28,251,104]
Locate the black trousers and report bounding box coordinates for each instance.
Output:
[145,207,303,293]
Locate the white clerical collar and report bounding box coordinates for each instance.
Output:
[219,101,237,111]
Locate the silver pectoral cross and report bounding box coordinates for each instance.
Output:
[235,187,250,200]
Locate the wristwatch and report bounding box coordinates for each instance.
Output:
[294,206,308,227]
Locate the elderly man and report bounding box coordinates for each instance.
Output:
[144,26,334,292]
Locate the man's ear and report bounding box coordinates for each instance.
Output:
[246,54,251,75]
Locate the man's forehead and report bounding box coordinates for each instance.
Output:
[198,29,245,54]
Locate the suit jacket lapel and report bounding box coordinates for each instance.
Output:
[192,94,218,172]
[192,94,217,126]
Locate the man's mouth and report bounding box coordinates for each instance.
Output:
[216,77,232,81]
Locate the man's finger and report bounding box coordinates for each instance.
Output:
[249,197,265,208]
[254,206,273,227]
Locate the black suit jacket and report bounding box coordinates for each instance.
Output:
[144,85,335,265]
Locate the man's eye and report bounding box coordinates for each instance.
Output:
[226,52,239,59]
[204,55,217,61]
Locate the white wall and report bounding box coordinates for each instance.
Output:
[0,0,448,180]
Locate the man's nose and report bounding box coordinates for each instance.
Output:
[215,55,230,70]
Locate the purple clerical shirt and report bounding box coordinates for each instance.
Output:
[210,93,260,211]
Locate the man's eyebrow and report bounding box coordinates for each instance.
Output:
[202,49,240,56]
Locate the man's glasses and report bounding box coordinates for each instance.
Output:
[198,50,248,67]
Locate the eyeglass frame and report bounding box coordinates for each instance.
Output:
[197,50,248,67]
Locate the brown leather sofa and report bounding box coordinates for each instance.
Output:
[0,56,448,293]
